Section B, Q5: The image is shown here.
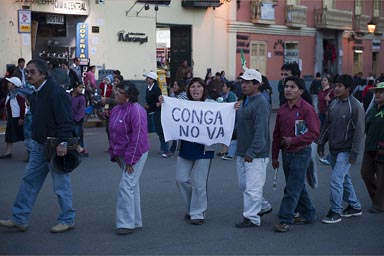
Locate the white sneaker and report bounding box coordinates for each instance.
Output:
[319,158,330,165]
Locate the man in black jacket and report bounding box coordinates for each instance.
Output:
[62,61,80,89]
[0,59,76,233]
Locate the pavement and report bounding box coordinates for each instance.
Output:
[0,114,383,255]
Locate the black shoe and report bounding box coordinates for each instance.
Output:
[258,208,272,217]
[0,154,12,159]
[116,228,134,235]
[341,205,362,217]
[321,210,341,224]
[235,218,258,228]
[190,219,205,225]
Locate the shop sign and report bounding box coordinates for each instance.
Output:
[76,23,88,59]
[46,14,64,24]
[372,40,381,51]
[14,0,89,16]
[118,31,148,44]
[18,9,31,33]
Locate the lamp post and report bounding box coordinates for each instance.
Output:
[367,20,376,34]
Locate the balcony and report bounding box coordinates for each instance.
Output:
[373,17,384,35]
[181,0,221,8]
[251,0,276,25]
[354,15,370,33]
[314,7,352,30]
[286,5,307,28]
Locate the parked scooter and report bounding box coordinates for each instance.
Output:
[84,90,106,121]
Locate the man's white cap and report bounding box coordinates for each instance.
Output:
[5,77,22,87]
[240,69,262,83]
[143,71,158,80]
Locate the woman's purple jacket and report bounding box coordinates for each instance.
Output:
[109,102,150,165]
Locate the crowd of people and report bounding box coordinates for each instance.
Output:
[0,57,383,236]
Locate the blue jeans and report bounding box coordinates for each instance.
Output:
[279,147,316,224]
[11,140,75,225]
[329,152,361,214]
[227,140,237,158]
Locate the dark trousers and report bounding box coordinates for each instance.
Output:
[279,147,316,224]
[74,119,84,147]
[360,150,384,211]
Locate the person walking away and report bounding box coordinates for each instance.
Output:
[0,77,25,159]
[0,59,76,233]
[272,76,320,232]
[310,72,322,114]
[360,82,384,213]
[234,69,272,228]
[318,74,365,224]
[109,81,150,235]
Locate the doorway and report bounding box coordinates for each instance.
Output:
[156,25,192,84]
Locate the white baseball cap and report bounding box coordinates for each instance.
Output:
[5,77,22,87]
[143,71,158,80]
[240,69,262,83]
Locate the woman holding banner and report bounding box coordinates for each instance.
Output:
[159,77,215,225]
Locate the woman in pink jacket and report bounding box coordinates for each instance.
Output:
[108,81,150,235]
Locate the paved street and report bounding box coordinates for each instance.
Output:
[0,117,383,255]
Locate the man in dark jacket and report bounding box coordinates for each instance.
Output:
[318,74,364,224]
[62,61,80,89]
[0,59,76,233]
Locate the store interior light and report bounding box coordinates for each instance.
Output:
[367,20,376,33]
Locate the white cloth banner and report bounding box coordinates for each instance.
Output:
[161,96,236,146]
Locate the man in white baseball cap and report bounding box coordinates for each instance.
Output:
[5,77,22,88]
[144,70,170,156]
[143,71,158,80]
[235,68,273,228]
[240,68,262,84]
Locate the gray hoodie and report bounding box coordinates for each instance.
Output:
[317,95,365,161]
[236,93,271,159]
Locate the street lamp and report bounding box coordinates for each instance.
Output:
[367,20,376,34]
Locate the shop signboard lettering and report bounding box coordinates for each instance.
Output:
[117,31,148,44]
[14,0,89,15]
[76,23,88,59]
[46,14,64,24]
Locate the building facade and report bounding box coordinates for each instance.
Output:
[0,0,235,82]
[232,0,384,81]
[1,0,383,108]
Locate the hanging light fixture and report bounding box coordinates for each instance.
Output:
[367,19,376,34]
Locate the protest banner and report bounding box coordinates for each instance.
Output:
[161,96,236,146]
